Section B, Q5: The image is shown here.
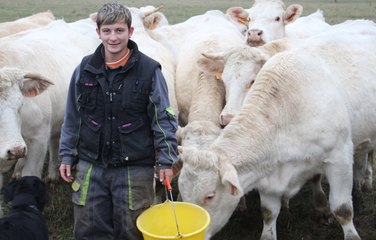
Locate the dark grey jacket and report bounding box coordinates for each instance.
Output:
[59,40,178,168]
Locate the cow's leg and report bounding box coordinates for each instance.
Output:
[362,150,373,192]
[20,127,50,178]
[353,153,367,192]
[325,159,361,240]
[12,157,26,179]
[310,174,332,225]
[259,193,281,240]
[353,140,372,192]
[352,151,368,213]
[46,134,60,181]
[0,173,3,217]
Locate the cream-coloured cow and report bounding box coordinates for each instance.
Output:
[246,0,303,46]
[198,20,376,195]
[0,19,100,192]
[147,8,249,126]
[0,11,55,37]
[145,8,250,204]
[178,20,376,240]
[196,8,332,215]
[0,67,53,216]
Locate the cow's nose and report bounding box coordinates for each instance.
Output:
[247,29,264,46]
[248,29,263,38]
[7,146,27,160]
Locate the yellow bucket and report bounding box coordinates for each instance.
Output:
[136,201,210,240]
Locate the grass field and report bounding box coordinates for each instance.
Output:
[1,1,376,240]
[0,0,376,24]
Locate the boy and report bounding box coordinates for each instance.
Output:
[59,3,178,239]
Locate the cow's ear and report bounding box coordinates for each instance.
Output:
[143,5,166,30]
[284,4,303,25]
[226,7,249,25]
[144,13,163,30]
[197,52,225,74]
[89,12,97,22]
[219,161,243,196]
[22,71,53,97]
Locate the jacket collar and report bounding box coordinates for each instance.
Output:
[84,39,139,75]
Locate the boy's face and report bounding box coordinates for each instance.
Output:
[96,21,134,58]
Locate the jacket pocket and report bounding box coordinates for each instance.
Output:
[78,81,99,111]
[118,118,153,161]
[128,166,155,211]
[79,117,101,160]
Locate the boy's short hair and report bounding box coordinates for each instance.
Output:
[96,3,132,29]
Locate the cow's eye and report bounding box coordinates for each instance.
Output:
[204,192,215,204]
[247,80,255,89]
[275,16,280,22]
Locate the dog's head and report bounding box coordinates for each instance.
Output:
[3,176,49,211]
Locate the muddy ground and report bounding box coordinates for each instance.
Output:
[212,181,376,240]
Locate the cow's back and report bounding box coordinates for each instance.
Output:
[0,11,55,38]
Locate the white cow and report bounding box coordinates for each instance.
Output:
[0,19,100,191]
[178,21,376,239]
[0,11,55,37]
[198,20,376,194]
[146,8,250,204]
[246,0,303,46]
[147,8,249,126]
[0,68,53,190]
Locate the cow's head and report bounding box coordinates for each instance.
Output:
[198,46,269,126]
[0,67,52,161]
[178,146,243,239]
[246,0,303,46]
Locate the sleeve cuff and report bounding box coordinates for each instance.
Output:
[61,156,75,165]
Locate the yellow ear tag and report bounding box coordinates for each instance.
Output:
[148,22,157,30]
[72,180,80,192]
[215,72,223,80]
[237,17,249,25]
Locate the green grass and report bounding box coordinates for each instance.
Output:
[0,0,375,24]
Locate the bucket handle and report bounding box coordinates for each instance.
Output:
[164,178,183,238]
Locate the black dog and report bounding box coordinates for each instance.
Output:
[0,176,49,240]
